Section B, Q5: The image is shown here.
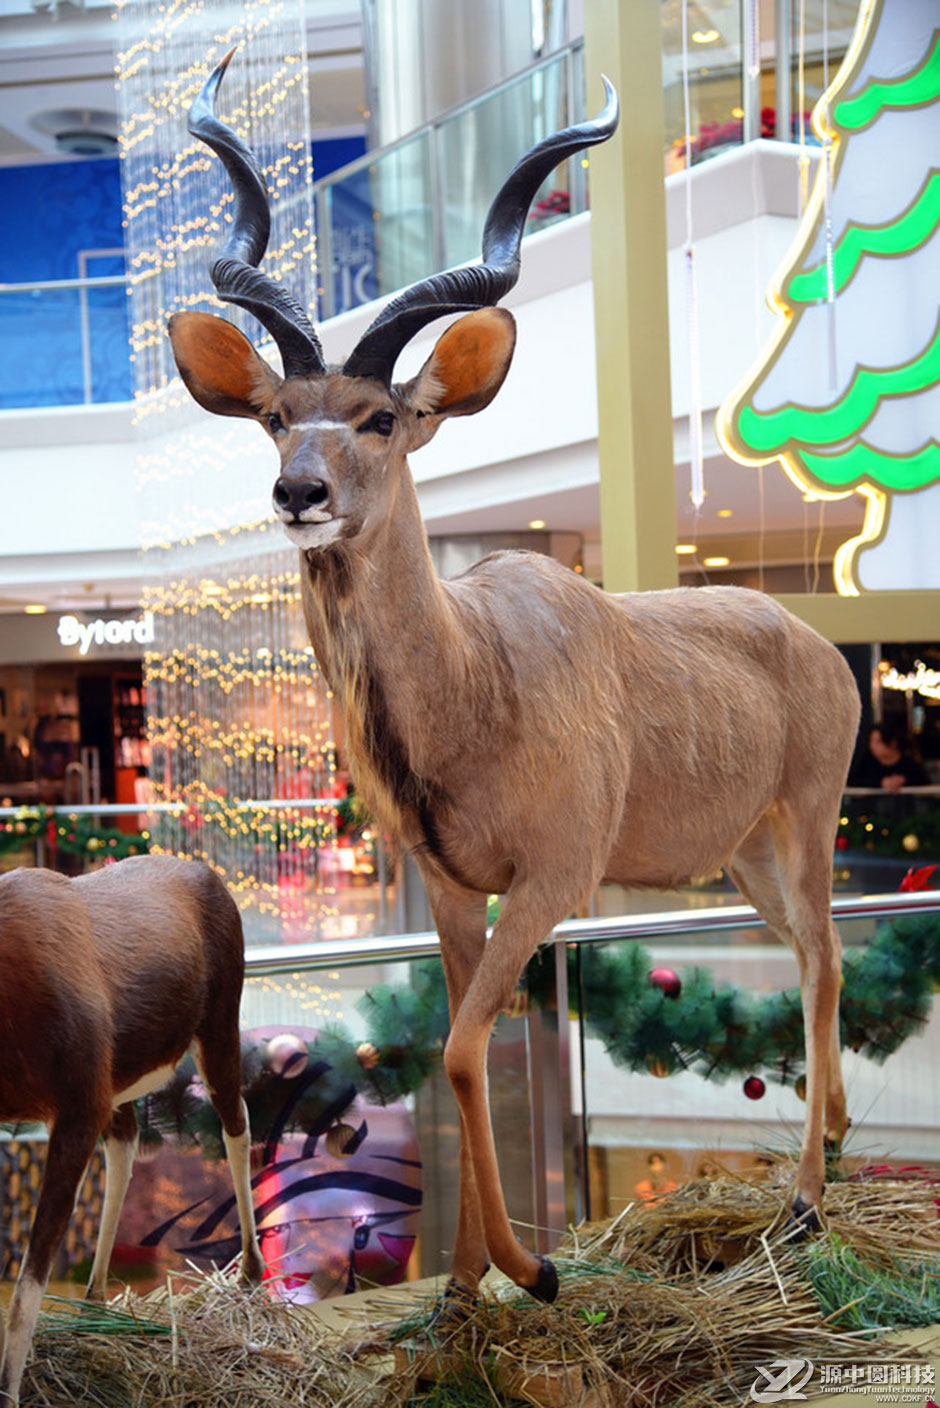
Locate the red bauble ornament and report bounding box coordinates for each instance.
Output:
[835,835,849,851]
[649,967,682,999]
[743,1075,766,1100]
[264,1032,309,1078]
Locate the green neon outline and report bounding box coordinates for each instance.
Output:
[787,170,940,302]
[800,441,940,492]
[833,28,940,130]
[736,317,940,451]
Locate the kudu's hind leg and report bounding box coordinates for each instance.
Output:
[424,882,489,1310]
[86,1102,139,1301]
[728,814,847,1225]
[193,1028,264,1285]
[0,1116,100,1406]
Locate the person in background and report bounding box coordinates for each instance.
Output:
[634,1151,679,1201]
[853,720,929,792]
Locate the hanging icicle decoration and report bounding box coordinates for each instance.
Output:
[797,0,811,211]
[820,0,839,390]
[746,0,761,81]
[682,0,705,511]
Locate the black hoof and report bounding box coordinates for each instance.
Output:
[787,1195,822,1240]
[525,1254,559,1304]
[427,1275,480,1329]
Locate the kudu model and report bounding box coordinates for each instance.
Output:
[169,52,860,1310]
[0,855,263,1406]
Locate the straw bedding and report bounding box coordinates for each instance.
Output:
[15,1162,940,1407]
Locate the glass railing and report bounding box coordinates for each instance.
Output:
[4,890,936,1302]
[0,274,132,410]
[314,41,587,320]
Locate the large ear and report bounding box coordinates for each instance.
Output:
[402,307,516,419]
[168,311,282,419]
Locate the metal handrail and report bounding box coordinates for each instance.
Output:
[242,890,940,978]
[0,275,128,294]
[0,798,342,818]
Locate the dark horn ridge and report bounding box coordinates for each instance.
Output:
[189,48,327,379]
[342,76,619,385]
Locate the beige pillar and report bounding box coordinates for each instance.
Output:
[584,0,678,593]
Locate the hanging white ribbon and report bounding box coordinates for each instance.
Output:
[682,0,705,510]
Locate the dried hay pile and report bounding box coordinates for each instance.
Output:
[22,1269,364,1408]
[15,1163,940,1408]
[370,1162,940,1407]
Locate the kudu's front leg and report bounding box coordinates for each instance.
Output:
[425,881,489,1310]
[443,881,575,1303]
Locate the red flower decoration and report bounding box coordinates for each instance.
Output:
[899,863,938,892]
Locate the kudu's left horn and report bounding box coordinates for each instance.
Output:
[189,48,327,378]
[342,77,620,384]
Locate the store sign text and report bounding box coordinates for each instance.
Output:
[57,612,155,656]
[880,660,940,701]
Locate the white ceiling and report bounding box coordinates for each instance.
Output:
[0,0,366,162]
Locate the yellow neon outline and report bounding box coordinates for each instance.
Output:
[832,485,889,596]
[714,0,931,596]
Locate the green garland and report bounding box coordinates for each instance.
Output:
[0,807,47,854]
[136,961,450,1161]
[0,806,149,862]
[121,912,940,1158]
[837,806,940,859]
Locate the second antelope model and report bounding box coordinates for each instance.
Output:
[170,50,860,1309]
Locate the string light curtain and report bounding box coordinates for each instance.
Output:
[115,0,342,942]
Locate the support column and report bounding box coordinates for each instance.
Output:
[584,0,677,593]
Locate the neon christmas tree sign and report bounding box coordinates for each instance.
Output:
[718,0,940,595]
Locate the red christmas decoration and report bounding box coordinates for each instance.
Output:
[899,863,938,892]
[743,1075,766,1100]
[649,967,682,999]
[835,835,850,851]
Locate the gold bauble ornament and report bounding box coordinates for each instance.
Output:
[356,1042,381,1069]
[902,833,920,852]
[325,1123,359,1158]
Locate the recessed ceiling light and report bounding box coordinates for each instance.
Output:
[692,28,720,44]
[704,555,731,568]
[716,508,734,518]
[528,518,546,530]
[675,543,697,555]
[24,604,47,615]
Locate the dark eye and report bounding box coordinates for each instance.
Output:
[359,409,396,438]
[267,411,286,436]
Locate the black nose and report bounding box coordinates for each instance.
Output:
[273,476,330,517]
